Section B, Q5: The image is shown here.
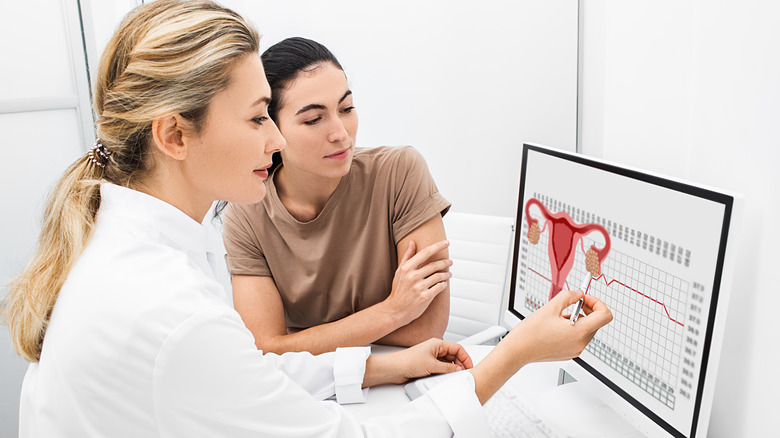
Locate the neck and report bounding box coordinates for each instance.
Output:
[140,163,211,224]
[274,165,343,222]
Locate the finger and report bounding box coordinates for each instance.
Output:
[416,258,453,279]
[549,288,584,311]
[436,341,474,370]
[399,241,417,265]
[405,240,449,269]
[419,271,452,292]
[582,294,608,313]
[418,280,448,303]
[445,354,474,370]
[429,360,463,375]
[577,301,613,330]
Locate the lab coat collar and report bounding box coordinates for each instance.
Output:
[98,183,209,255]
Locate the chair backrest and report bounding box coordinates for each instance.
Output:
[442,212,515,342]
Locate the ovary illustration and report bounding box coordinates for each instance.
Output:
[525,198,611,300]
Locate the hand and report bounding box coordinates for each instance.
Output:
[470,290,612,404]
[503,289,613,363]
[363,339,473,387]
[383,240,452,326]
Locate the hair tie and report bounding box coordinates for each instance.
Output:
[87,140,112,168]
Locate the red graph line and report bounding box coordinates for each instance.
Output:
[528,268,685,327]
[528,267,551,283]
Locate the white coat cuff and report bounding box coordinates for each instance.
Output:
[426,371,490,437]
[333,346,371,404]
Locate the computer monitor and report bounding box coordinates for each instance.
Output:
[504,143,741,438]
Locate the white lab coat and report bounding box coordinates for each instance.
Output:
[18,183,489,437]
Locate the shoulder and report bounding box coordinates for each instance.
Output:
[73,230,225,312]
[221,199,269,243]
[354,145,422,165]
[49,232,230,367]
[223,197,268,225]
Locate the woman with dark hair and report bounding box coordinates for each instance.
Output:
[223,37,454,355]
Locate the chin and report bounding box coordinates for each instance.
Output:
[334,159,353,177]
[227,185,267,205]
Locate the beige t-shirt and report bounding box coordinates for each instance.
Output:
[223,146,451,329]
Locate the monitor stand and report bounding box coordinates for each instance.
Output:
[534,370,646,438]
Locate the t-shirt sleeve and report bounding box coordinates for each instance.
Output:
[221,203,272,277]
[390,146,451,244]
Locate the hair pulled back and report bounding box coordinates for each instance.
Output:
[2,0,259,362]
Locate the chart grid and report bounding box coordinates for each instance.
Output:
[519,221,688,409]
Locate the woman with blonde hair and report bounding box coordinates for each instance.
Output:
[2,1,612,436]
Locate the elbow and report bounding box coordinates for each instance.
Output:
[430,317,448,340]
[253,335,292,355]
[414,315,449,343]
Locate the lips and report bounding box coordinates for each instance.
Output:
[253,163,273,179]
[324,148,351,159]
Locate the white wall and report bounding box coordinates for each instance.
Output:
[580,1,779,436]
[220,0,579,218]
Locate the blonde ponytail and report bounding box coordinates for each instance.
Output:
[1,0,259,362]
[2,158,103,361]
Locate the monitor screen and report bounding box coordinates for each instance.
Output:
[507,143,739,438]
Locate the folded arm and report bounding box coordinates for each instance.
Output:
[232,215,451,355]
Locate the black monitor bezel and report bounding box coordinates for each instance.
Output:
[507,143,734,438]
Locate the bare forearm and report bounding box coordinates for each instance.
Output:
[469,340,530,405]
[362,354,404,388]
[258,301,405,355]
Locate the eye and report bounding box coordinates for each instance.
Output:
[303,116,322,126]
[252,116,269,125]
[341,106,355,114]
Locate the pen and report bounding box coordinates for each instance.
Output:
[570,275,592,324]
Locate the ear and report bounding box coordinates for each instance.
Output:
[151,114,190,161]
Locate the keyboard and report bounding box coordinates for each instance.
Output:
[405,373,568,438]
[484,383,568,438]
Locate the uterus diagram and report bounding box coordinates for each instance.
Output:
[525,198,611,300]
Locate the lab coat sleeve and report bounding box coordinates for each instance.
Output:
[360,372,491,437]
[152,305,489,437]
[153,305,364,437]
[260,346,370,403]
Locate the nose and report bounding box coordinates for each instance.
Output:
[266,119,286,154]
[327,116,349,143]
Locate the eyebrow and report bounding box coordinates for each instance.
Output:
[295,90,353,115]
[251,96,272,107]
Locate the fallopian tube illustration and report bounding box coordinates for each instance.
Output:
[525,198,611,300]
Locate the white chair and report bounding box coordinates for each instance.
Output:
[442,212,515,345]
